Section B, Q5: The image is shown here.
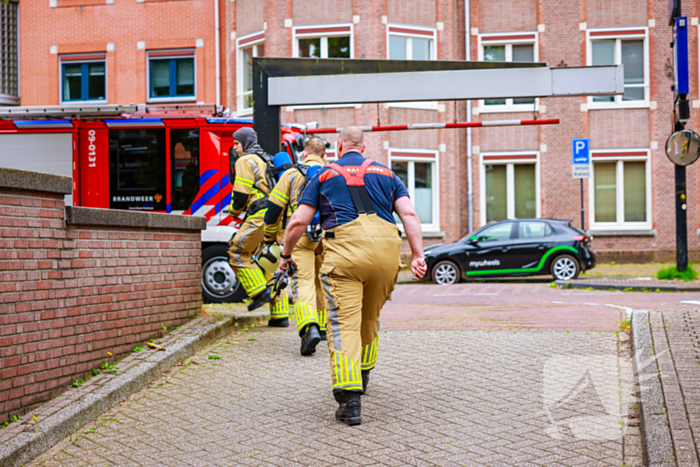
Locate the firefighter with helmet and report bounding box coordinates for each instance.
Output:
[279,126,427,425]
[227,127,289,325]
[263,136,328,356]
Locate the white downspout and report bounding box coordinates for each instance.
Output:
[214,0,221,107]
[465,0,473,233]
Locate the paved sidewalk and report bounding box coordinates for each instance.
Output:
[29,329,641,466]
[557,277,700,292]
[647,309,700,465]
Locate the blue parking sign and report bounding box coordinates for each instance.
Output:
[572,138,590,179]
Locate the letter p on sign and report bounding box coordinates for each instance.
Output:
[572,138,590,179]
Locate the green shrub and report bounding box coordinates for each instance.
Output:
[656,264,698,281]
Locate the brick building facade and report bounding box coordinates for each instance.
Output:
[11,0,700,260]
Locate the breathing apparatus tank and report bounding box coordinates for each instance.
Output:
[272,152,293,178]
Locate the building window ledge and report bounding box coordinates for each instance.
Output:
[589,229,656,237]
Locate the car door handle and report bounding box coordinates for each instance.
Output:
[501,247,510,252]
[538,244,546,250]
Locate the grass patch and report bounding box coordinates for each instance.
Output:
[618,319,631,332]
[656,264,698,282]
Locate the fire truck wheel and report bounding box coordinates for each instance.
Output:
[202,245,247,303]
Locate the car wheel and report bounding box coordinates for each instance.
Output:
[201,245,248,303]
[432,260,461,285]
[551,255,580,281]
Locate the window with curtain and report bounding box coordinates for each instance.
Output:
[390,155,438,230]
[480,36,536,110]
[148,53,195,100]
[589,32,647,106]
[484,162,537,223]
[592,157,648,227]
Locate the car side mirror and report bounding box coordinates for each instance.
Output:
[468,236,479,244]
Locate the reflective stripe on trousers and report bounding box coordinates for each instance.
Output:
[320,214,402,393]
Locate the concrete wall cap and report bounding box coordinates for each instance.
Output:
[0,168,72,195]
[65,206,206,231]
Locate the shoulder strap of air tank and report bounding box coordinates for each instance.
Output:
[327,160,376,215]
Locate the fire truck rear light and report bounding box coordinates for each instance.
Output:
[573,235,588,241]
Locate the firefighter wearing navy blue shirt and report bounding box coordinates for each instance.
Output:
[279,126,427,426]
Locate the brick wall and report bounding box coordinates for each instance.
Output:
[476,0,538,33]
[20,0,218,106]
[589,109,651,148]
[0,169,204,424]
[236,0,264,37]
[387,0,437,27]
[586,0,648,28]
[292,0,352,25]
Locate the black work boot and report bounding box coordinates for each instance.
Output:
[335,391,361,426]
[361,370,370,395]
[268,317,289,327]
[319,329,327,341]
[300,324,321,356]
[248,289,272,311]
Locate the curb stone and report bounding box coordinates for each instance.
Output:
[0,309,268,467]
[630,310,675,466]
[556,280,700,292]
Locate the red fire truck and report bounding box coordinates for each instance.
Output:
[0,105,305,303]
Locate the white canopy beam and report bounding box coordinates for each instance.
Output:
[268,65,623,106]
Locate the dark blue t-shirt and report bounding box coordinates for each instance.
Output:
[299,152,409,230]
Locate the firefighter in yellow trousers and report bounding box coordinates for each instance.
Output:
[227,127,289,325]
[264,136,328,355]
[279,127,427,425]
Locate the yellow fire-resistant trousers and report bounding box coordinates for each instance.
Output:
[314,252,327,333]
[291,236,327,335]
[320,214,402,393]
[228,215,289,319]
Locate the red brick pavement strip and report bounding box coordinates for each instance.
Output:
[381,283,700,332]
[648,310,700,466]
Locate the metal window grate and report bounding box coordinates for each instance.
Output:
[0,0,19,98]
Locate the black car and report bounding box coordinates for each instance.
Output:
[424,219,596,285]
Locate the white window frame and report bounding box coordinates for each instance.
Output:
[58,53,108,105]
[386,24,438,110]
[146,49,196,104]
[477,32,539,113]
[288,24,356,111]
[588,149,652,231]
[586,27,650,109]
[479,151,541,227]
[292,23,354,59]
[389,148,441,232]
[236,31,264,116]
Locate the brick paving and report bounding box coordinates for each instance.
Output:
[28,327,641,466]
[648,309,700,466]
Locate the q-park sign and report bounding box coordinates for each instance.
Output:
[572,138,590,179]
